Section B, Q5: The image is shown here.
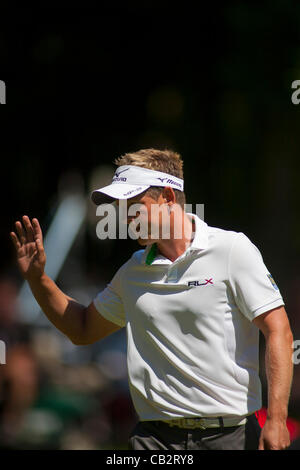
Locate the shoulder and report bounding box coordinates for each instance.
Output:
[129,248,146,264]
[109,249,145,288]
[115,248,145,275]
[207,225,242,251]
[206,225,260,259]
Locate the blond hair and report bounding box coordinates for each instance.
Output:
[114,148,186,207]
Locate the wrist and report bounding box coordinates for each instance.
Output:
[266,410,288,423]
[26,271,46,284]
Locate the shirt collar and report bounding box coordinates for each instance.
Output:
[142,213,209,265]
[187,212,209,251]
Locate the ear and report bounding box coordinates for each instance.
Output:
[161,186,176,204]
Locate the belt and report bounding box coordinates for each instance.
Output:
[161,416,247,430]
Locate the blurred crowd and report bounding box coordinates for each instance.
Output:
[0,275,138,450]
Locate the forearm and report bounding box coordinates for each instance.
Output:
[27,272,86,343]
[265,329,294,421]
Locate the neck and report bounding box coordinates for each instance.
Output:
[156,212,194,262]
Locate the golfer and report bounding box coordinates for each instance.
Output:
[10,148,293,450]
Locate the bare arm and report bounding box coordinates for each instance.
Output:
[27,273,121,344]
[253,306,294,450]
[10,216,121,345]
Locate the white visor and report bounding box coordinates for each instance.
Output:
[91,165,184,204]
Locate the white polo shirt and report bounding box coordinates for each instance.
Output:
[93,214,284,420]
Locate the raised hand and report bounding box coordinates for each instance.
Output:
[10,216,46,281]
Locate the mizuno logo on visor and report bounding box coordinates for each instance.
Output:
[115,168,129,178]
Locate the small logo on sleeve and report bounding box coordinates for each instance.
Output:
[267,273,279,291]
[188,278,213,287]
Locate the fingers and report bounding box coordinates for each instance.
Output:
[258,437,265,450]
[10,231,21,251]
[32,218,43,243]
[35,237,44,256]
[22,215,35,242]
[34,237,46,266]
[15,220,27,245]
[12,216,43,246]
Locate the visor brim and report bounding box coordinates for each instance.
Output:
[91,183,150,205]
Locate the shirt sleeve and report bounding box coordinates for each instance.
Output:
[93,267,126,328]
[228,232,285,321]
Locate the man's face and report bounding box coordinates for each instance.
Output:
[116,191,169,245]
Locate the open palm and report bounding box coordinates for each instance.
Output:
[10,216,46,281]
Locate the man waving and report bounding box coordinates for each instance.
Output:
[11,148,294,450]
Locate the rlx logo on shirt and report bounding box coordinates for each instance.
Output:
[188,278,213,287]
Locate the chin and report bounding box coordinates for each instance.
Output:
[137,238,152,246]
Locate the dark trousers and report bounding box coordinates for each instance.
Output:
[128,414,261,450]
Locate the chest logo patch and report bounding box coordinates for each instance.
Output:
[188,278,213,287]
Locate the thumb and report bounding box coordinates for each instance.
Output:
[36,238,45,257]
[258,438,265,450]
